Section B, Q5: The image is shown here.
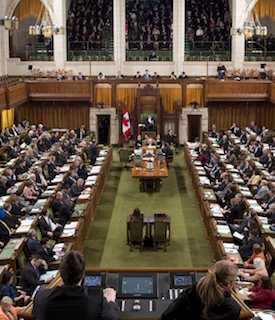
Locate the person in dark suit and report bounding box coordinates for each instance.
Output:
[33,251,120,320]
[55,147,67,166]
[43,133,53,150]
[51,191,63,216]
[64,170,77,187]
[51,131,59,144]
[27,228,41,255]
[76,125,86,140]
[167,129,178,147]
[70,179,85,198]
[143,114,154,131]
[59,199,74,226]
[77,72,85,80]
[130,208,143,221]
[38,208,63,240]
[135,134,142,149]
[9,124,18,136]
[36,237,55,263]
[223,193,246,224]
[24,130,34,145]
[238,229,262,261]
[86,140,98,165]
[19,256,52,295]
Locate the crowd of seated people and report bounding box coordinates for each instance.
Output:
[126,0,173,52]
[186,0,232,50]
[67,0,113,51]
[186,120,275,311]
[0,121,108,309]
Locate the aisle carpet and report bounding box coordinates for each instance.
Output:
[83,148,213,268]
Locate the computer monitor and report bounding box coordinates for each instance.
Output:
[83,272,106,288]
[117,273,158,299]
[169,272,196,288]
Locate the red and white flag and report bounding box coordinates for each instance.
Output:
[123,102,131,140]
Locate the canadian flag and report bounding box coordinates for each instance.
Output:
[122,102,131,140]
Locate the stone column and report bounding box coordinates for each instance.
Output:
[173,0,185,75]
[0,26,9,76]
[53,0,67,69]
[231,0,258,70]
[113,0,125,74]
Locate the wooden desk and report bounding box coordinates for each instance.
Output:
[126,215,171,245]
[0,237,26,273]
[132,150,168,192]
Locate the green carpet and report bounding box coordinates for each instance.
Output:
[83,148,213,268]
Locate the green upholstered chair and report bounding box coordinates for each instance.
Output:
[118,148,132,169]
[153,219,169,252]
[128,220,145,251]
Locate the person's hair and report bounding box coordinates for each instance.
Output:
[60,251,85,285]
[40,237,49,246]
[252,243,262,254]
[1,296,13,307]
[261,276,273,290]
[28,228,36,238]
[254,257,265,270]
[196,260,238,316]
[41,208,48,216]
[1,272,13,285]
[249,229,258,237]
[25,180,33,186]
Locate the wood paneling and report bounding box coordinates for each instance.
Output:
[205,80,270,102]
[15,101,89,130]
[27,80,93,102]
[7,83,27,108]
[0,88,7,112]
[270,82,275,104]
[208,101,275,130]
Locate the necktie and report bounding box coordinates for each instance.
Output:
[35,267,40,279]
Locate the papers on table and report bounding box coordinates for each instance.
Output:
[247,199,263,213]
[40,270,59,282]
[210,204,223,217]
[62,221,78,237]
[53,243,65,253]
[233,231,244,240]
[85,176,97,186]
[223,243,235,249]
[16,217,34,234]
[199,177,210,186]
[90,166,101,175]
[217,224,231,234]
[51,174,64,183]
[99,150,107,156]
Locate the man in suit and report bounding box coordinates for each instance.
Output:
[238,229,262,261]
[143,114,154,131]
[9,124,18,136]
[51,191,63,216]
[19,256,52,295]
[70,178,85,198]
[38,208,63,240]
[27,228,41,255]
[55,147,67,166]
[76,125,86,140]
[86,140,98,165]
[59,199,74,226]
[77,72,85,80]
[36,237,55,263]
[135,134,142,149]
[255,180,270,204]
[33,251,119,320]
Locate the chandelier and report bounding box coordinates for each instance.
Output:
[28,0,65,38]
[2,15,18,30]
[231,1,267,38]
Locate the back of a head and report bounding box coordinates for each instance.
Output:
[197,260,238,316]
[254,257,265,270]
[60,251,85,285]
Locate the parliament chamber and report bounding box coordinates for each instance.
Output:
[1,0,275,319]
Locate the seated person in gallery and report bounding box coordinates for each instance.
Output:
[135,135,142,149]
[130,208,143,221]
[143,114,155,131]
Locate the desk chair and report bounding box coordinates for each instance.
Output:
[128,220,145,251]
[153,219,169,252]
[118,148,132,169]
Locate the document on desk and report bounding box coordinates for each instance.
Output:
[40,270,59,282]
